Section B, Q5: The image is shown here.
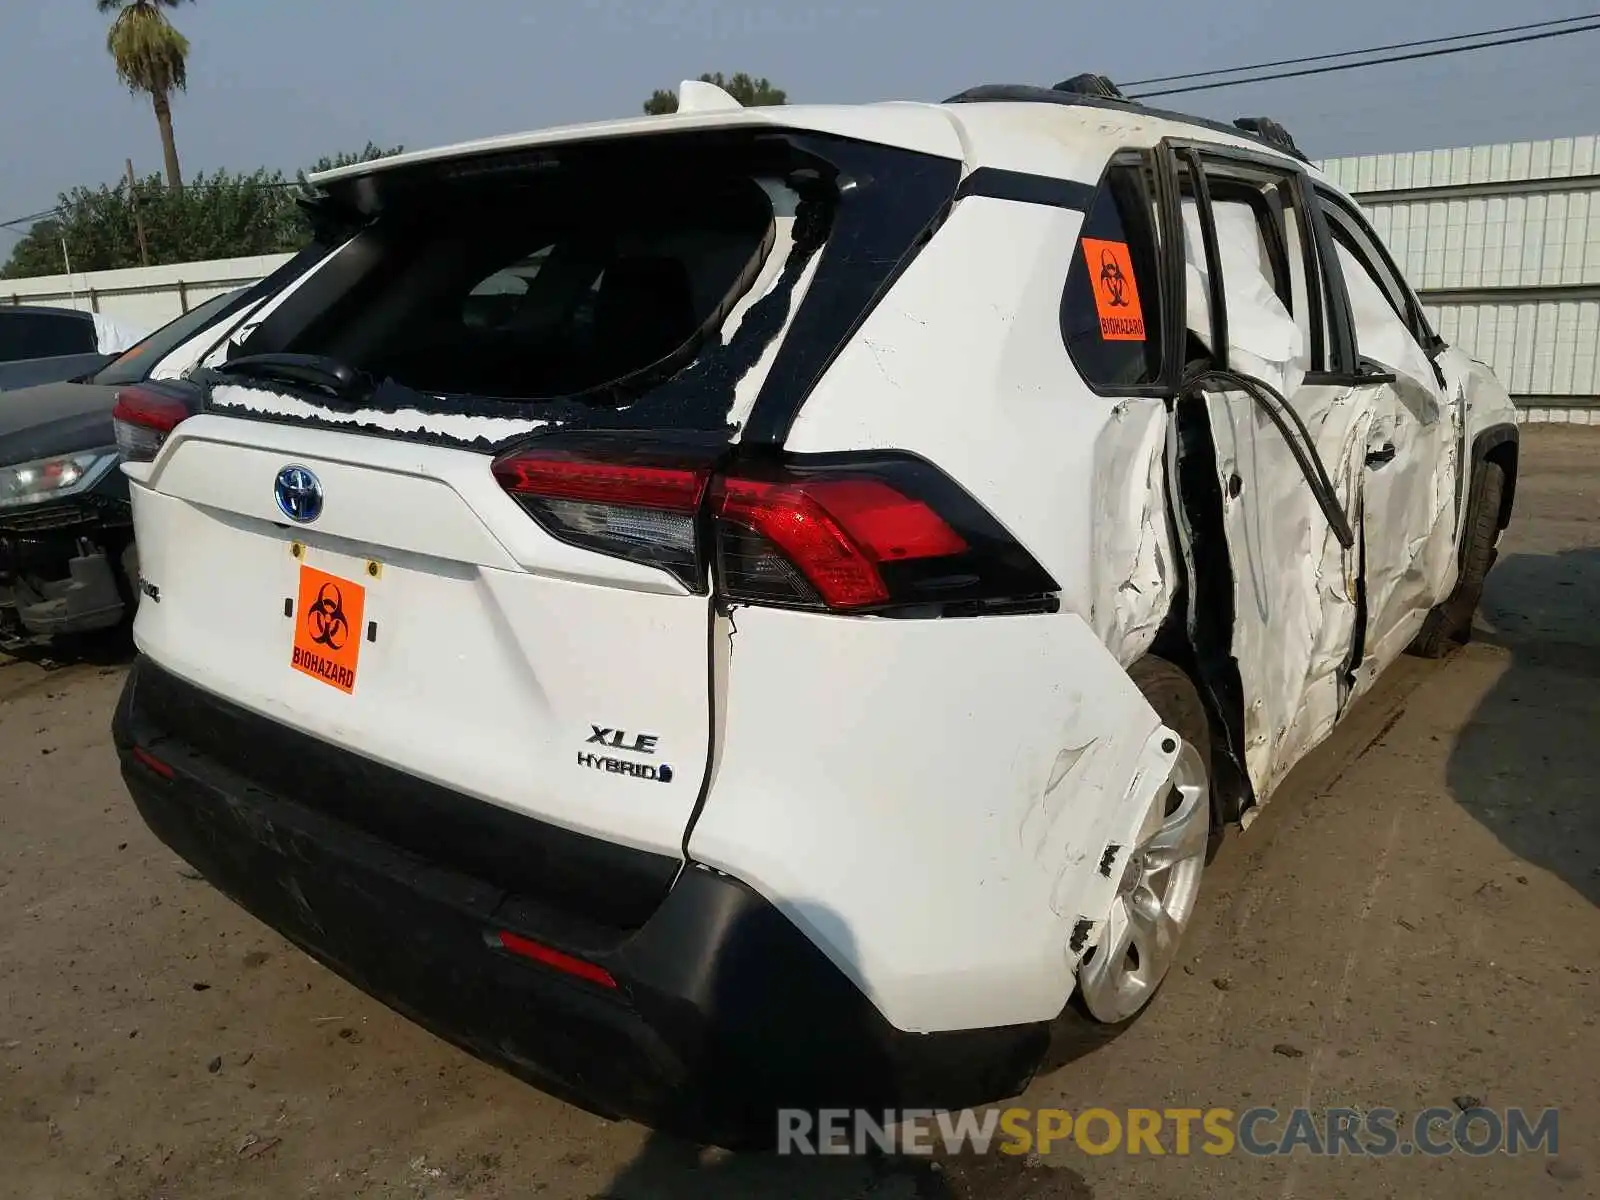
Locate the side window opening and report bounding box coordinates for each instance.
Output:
[1324,223,1438,390]
[1318,196,1440,356]
[1272,182,1330,375]
[1172,150,1358,552]
[1061,155,1166,391]
[1176,158,1309,392]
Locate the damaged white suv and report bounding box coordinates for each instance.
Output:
[110,75,1518,1143]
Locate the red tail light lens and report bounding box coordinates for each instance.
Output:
[492,438,718,590]
[112,384,194,463]
[491,436,1058,615]
[713,477,968,609]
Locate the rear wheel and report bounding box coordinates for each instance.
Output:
[1074,657,1212,1026]
[1410,459,1505,659]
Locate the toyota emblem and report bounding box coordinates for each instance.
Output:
[274,465,324,524]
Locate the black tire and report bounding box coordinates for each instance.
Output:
[1409,459,1505,659]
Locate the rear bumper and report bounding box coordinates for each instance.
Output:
[112,658,1048,1144]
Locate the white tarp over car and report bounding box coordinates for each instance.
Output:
[92,312,151,354]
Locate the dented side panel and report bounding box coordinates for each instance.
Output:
[686,605,1171,1034]
[686,190,1191,1033]
[1204,384,1373,798]
[1333,238,1459,676]
[782,196,1176,667]
[1180,195,1378,799]
[1089,400,1176,666]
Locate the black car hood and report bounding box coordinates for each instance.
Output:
[0,380,121,466]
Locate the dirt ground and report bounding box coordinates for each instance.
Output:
[2,426,1597,1200]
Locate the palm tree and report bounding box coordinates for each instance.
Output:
[98,0,192,193]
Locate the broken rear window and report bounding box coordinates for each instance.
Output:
[219,132,963,443]
[270,177,776,402]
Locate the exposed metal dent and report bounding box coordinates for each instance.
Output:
[1089,399,1175,666]
[1059,724,1181,969]
[1044,740,1094,798]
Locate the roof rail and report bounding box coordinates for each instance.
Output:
[942,80,1310,164]
[1232,117,1301,157]
[1052,73,1126,100]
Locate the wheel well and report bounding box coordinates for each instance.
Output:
[1482,436,1518,530]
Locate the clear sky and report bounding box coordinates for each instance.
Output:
[5,0,1600,231]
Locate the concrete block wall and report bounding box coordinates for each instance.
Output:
[3,253,294,334]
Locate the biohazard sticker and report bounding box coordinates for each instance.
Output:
[1081,238,1146,341]
[290,565,365,694]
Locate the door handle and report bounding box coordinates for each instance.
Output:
[1365,443,1396,467]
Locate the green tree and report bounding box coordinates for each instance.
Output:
[298,141,406,184]
[643,72,788,115]
[1,146,404,279]
[99,0,194,193]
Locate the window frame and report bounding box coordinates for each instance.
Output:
[1059,146,1186,399]
[1159,137,1406,387]
[1167,140,1357,379]
[1314,187,1445,358]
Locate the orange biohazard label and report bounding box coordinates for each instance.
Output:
[1081,238,1146,341]
[290,565,365,694]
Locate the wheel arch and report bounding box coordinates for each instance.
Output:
[1473,422,1519,531]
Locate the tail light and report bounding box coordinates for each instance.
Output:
[492,438,718,590]
[112,383,196,463]
[491,438,1058,615]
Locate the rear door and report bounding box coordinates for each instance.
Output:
[1171,145,1387,800]
[126,128,965,859]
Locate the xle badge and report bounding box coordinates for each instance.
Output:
[290,565,366,694]
[579,726,673,783]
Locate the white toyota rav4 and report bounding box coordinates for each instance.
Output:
[111,76,1518,1143]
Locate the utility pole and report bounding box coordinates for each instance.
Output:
[126,158,150,268]
[60,235,77,308]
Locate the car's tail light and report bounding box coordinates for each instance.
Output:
[112,384,194,463]
[712,456,1057,613]
[491,438,717,590]
[491,437,1059,615]
[712,475,968,609]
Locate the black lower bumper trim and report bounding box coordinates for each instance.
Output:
[112,658,1050,1144]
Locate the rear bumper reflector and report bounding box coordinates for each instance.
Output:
[494,929,618,989]
[131,746,174,779]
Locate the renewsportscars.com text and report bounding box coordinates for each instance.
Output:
[777,1106,1560,1158]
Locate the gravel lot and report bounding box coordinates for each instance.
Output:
[2,426,1597,1200]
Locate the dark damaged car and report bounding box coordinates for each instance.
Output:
[0,253,325,647]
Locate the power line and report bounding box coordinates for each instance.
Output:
[0,207,62,231]
[1130,19,1600,98]
[1123,13,1600,87]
